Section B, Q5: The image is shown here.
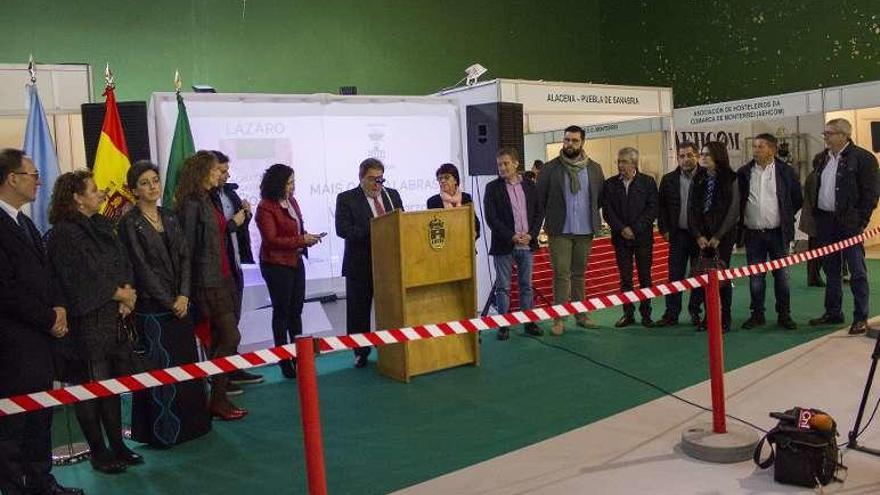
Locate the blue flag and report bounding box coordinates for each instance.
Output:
[23,84,60,234]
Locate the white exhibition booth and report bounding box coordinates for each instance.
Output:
[147,81,675,341]
[674,79,880,245]
[437,79,674,306]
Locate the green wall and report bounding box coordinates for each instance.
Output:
[602,0,880,106]
[3,0,603,102]
[6,1,880,108]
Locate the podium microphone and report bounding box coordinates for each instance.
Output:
[382,188,396,213]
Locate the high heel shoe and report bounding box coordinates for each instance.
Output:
[90,452,128,474]
[209,400,248,421]
[113,445,145,465]
[280,361,296,379]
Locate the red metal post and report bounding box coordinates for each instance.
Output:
[705,269,727,434]
[295,337,328,495]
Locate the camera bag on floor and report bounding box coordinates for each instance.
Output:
[753,407,845,487]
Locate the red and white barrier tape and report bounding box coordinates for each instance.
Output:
[2,226,878,416]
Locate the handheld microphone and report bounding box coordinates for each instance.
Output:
[769,411,798,422]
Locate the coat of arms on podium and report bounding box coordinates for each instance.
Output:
[428,217,446,250]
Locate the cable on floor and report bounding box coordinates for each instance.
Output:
[520,333,770,434]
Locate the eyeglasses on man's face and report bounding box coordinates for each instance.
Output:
[368,176,386,184]
[12,171,40,180]
[821,131,842,137]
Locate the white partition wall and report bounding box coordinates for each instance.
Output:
[0,63,92,173]
[149,92,463,297]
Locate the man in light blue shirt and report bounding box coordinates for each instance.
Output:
[536,126,605,335]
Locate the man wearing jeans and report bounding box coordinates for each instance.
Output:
[484,147,543,340]
[655,142,702,327]
[808,118,879,335]
[536,125,605,335]
[737,134,802,330]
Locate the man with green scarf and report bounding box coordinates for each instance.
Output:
[536,125,605,335]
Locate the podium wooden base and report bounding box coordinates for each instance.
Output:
[370,207,479,383]
[378,333,479,383]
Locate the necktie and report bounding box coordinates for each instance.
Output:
[16,212,35,247]
[703,176,716,214]
[372,195,386,216]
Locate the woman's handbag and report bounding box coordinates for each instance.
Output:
[117,313,142,351]
[691,247,729,286]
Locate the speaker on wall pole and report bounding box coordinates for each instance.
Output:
[80,101,152,169]
[466,102,524,176]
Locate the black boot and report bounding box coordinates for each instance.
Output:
[75,400,127,474]
[101,396,144,465]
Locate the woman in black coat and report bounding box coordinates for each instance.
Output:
[426,163,480,239]
[46,171,141,474]
[688,141,740,333]
[118,161,211,447]
[175,150,247,421]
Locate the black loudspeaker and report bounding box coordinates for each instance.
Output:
[80,101,151,169]
[870,121,880,153]
[466,102,524,176]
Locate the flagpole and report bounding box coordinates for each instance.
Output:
[163,70,196,208]
[22,55,61,234]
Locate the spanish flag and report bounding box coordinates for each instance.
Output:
[92,85,133,219]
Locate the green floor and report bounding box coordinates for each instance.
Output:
[51,257,880,494]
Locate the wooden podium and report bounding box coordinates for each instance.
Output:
[371,206,480,382]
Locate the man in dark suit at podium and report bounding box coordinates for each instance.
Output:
[335,158,404,368]
[0,149,83,495]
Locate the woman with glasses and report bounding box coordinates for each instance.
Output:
[118,160,211,447]
[255,164,321,379]
[688,141,740,333]
[46,171,141,473]
[426,163,480,239]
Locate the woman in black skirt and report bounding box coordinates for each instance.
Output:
[118,161,211,447]
[46,171,141,473]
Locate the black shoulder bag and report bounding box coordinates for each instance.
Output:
[753,407,846,488]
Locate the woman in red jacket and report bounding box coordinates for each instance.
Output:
[256,164,321,378]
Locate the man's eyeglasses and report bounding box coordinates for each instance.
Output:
[368,177,386,184]
[12,171,39,180]
[436,174,455,183]
[821,131,842,137]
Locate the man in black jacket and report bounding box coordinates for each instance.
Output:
[737,134,802,330]
[335,158,404,367]
[655,142,702,327]
[602,147,658,327]
[0,149,83,495]
[211,151,262,387]
[808,118,880,335]
[484,147,544,340]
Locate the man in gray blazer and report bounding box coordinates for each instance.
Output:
[536,125,605,335]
